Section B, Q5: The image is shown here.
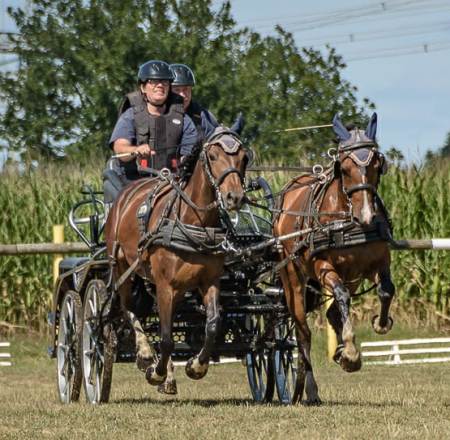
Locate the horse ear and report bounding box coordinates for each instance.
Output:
[365,112,377,140]
[230,112,244,135]
[332,114,351,141]
[202,117,217,140]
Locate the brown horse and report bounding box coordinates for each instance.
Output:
[105,129,249,391]
[273,113,395,404]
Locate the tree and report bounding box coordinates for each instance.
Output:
[385,147,405,165]
[439,131,450,158]
[0,0,373,165]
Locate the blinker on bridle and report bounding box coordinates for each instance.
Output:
[337,141,382,197]
[198,140,247,211]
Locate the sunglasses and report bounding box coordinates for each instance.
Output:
[147,79,170,86]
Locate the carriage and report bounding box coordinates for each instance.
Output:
[49,115,393,407]
[48,178,300,405]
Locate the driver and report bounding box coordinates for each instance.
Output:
[103,60,197,205]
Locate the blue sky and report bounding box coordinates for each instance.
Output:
[2,0,450,163]
[225,0,450,162]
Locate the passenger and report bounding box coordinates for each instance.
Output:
[103,60,197,205]
[169,63,219,144]
[169,63,244,178]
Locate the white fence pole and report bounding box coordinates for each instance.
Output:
[0,342,11,367]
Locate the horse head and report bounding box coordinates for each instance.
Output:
[333,113,388,225]
[199,127,250,211]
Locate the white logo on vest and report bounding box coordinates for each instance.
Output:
[172,119,181,125]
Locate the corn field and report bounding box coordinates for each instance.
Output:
[0,161,449,330]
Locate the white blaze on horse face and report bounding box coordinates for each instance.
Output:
[360,175,374,225]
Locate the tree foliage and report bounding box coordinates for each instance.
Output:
[0,0,374,164]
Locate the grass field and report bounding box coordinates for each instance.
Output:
[1,326,449,440]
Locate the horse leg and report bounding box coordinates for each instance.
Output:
[372,267,395,334]
[158,357,178,395]
[279,262,321,404]
[185,283,220,380]
[326,300,345,364]
[146,284,175,386]
[127,310,157,372]
[317,263,361,373]
[117,272,156,372]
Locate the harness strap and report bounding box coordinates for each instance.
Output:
[345,183,377,196]
[114,258,141,291]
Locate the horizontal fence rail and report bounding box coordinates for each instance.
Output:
[390,238,450,250]
[2,239,450,255]
[0,342,12,367]
[361,337,450,366]
[0,242,89,255]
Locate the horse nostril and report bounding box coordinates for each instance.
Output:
[225,191,243,209]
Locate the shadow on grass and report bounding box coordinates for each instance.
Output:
[322,399,403,408]
[112,396,403,408]
[112,397,255,407]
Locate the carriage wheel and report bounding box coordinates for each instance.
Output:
[245,314,275,403]
[273,322,302,405]
[56,290,83,403]
[81,279,115,404]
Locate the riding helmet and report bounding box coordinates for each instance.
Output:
[138,60,174,83]
[170,64,196,86]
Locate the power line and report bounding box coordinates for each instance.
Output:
[284,2,450,33]
[246,0,450,32]
[297,21,450,46]
[239,0,424,26]
[345,40,450,61]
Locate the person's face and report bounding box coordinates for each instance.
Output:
[141,79,170,105]
[172,85,192,110]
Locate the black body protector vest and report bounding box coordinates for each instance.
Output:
[118,91,185,179]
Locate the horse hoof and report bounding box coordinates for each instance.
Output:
[303,397,322,406]
[145,365,166,386]
[340,351,362,373]
[157,379,178,395]
[372,315,394,335]
[136,354,153,373]
[332,344,345,365]
[185,357,208,380]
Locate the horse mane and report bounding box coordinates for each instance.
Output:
[179,142,203,182]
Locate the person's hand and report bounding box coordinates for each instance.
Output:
[135,144,154,157]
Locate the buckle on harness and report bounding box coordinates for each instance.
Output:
[159,168,172,179]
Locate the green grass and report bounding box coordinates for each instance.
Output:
[1,326,449,439]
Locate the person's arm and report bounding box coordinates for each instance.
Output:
[113,139,152,162]
[109,108,153,162]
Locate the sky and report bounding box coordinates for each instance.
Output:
[1,0,450,163]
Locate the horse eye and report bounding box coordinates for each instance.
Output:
[209,152,218,161]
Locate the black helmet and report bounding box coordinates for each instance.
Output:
[170,63,196,86]
[138,60,174,83]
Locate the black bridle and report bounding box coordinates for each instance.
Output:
[337,142,383,199]
[199,142,247,209]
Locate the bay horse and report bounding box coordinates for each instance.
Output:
[273,113,395,404]
[105,128,249,392]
